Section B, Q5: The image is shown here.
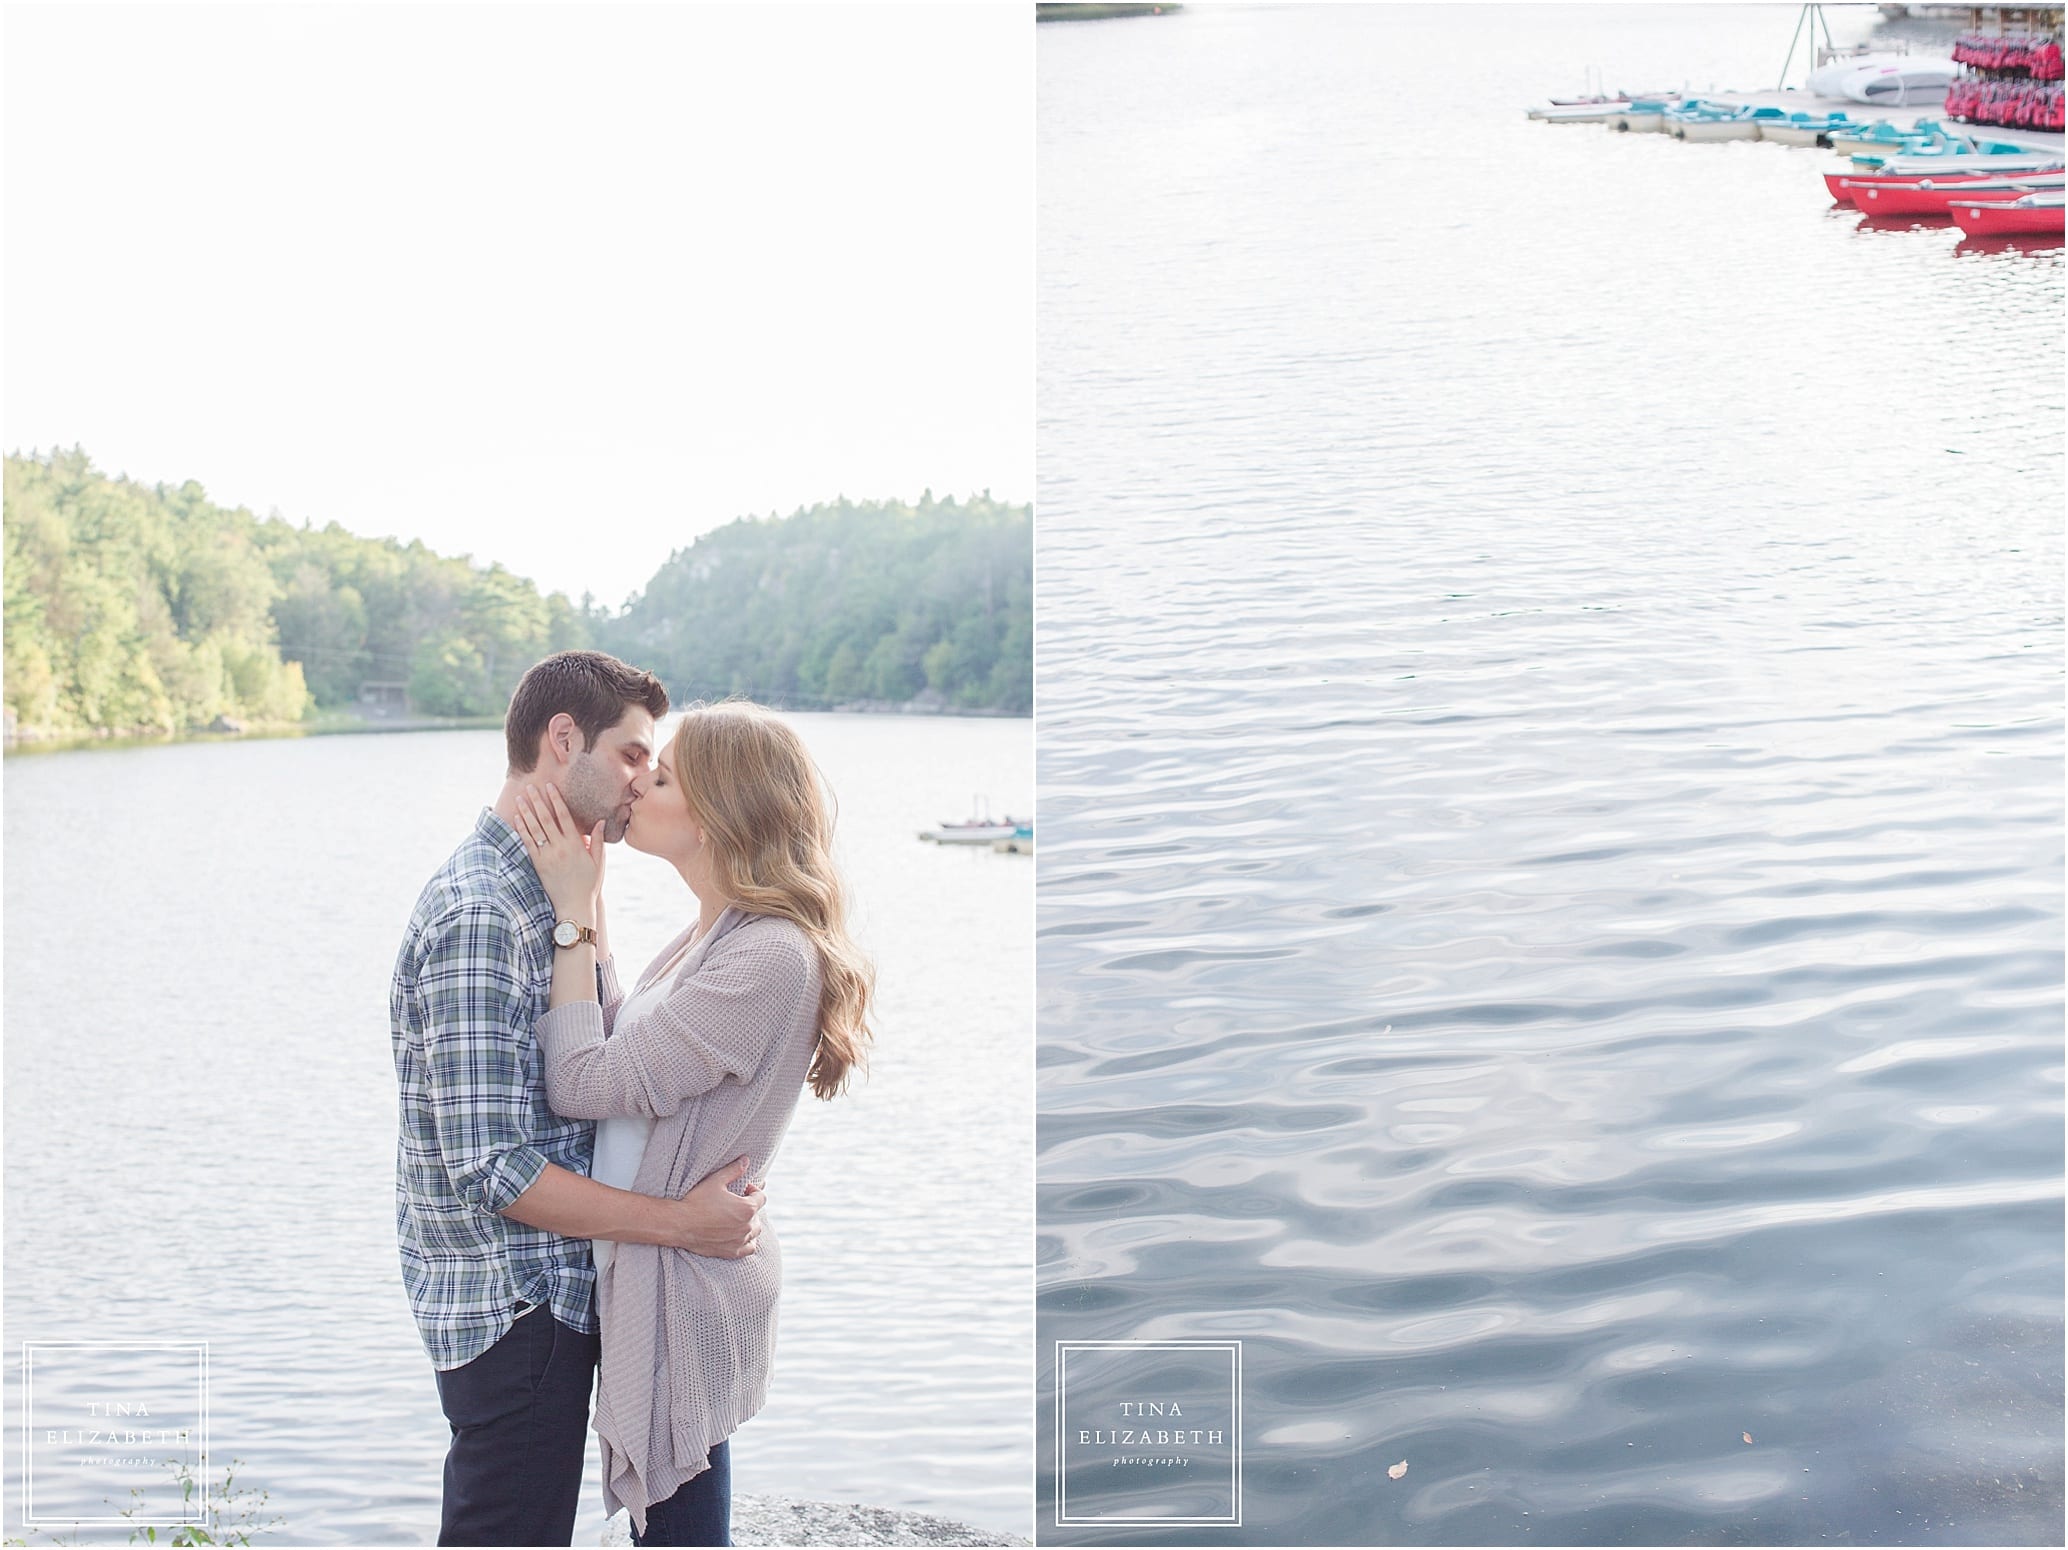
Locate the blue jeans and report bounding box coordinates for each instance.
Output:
[632,1437,730,1547]
[432,1303,598,1546]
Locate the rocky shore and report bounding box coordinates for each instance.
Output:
[601,1496,1030,1546]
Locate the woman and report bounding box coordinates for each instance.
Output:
[510,698,875,1547]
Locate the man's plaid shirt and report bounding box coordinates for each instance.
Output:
[390,806,602,1370]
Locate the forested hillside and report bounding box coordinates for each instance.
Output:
[594,493,1031,713]
[2,449,1031,740]
[2,448,586,736]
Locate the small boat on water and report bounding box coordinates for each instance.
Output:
[1674,118,1761,142]
[1550,88,1680,106]
[1871,153,2062,176]
[922,824,1012,844]
[921,820,1029,845]
[1528,90,1681,121]
[1949,191,2066,236]
[918,798,1034,846]
[1824,117,2024,161]
[1828,119,1921,156]
[1824,156,2064,202]
[1535,102,1634,124]
[1528,95,1626,120]
[1849,136,2036,169]
[1757,111,1857,146]
[1669,104,1789,141]
[1609,96,1687,133]
[1850,172,2063,215]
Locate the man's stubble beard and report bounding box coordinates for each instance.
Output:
[562,751,633,843]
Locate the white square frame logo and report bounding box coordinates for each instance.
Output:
[20,1342,210,1528]
[1054,1338,1242,1528]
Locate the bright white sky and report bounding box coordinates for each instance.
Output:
[3,3,1031,609]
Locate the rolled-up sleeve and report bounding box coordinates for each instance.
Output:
[416,901,549,1214]
[539,929,813,1121]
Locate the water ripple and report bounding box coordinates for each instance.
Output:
[1037,4,2062,1544]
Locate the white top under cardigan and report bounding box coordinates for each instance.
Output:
[587,966,679,1274]
[537,905,821,1538]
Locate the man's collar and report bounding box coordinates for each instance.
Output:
[476,807,556,922]
[476,806,535,875]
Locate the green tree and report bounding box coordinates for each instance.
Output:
[593,491,1030,713]
[3,451,1025,739]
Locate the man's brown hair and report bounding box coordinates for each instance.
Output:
[504,650,669,774]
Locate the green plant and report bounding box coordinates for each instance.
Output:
[120,1456,282,1546]
[13,1456,284,1547]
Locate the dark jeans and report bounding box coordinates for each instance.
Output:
[633,1437,731,1547]
[433,1303,599,1547]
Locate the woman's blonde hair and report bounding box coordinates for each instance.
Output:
[669,697,874,1099]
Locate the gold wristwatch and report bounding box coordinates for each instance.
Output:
[552,919,598,950]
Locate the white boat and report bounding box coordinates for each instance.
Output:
[1806,54,1958,104]
[1912,172,2065,192]
[1528,98,1619,120]
[1872,153,2063,176]
[918,797,1033,845]
[1674,117,1764,141]
[1758,122,1822,145]
[1529,90,1682,123]
[1533,103,1631,123]
[922,822,1020,845]
[1807,53,1909,94]
[1840,64,1956,104]
[1757,117,1852,146]
[1611,109,1669,133]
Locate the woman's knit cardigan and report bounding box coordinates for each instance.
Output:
[537,903,821,1538]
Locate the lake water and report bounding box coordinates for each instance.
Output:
[2,712,1033,1544]
[1036,5,2062,1545]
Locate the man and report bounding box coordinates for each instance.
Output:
[390,649,765,1547]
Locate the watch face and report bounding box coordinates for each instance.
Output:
[553,920,577,948]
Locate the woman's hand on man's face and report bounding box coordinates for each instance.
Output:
[515,782,605,917]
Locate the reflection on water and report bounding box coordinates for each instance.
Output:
[1037,5,2061,1545]
[4,714,1032,1544]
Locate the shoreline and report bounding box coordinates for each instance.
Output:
[2,701,1029,755]
[1035,2,1177,19]
[601,1497,1031,1547]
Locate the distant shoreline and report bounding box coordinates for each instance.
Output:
[3,700,1029,755]
[1036,2,1178,20]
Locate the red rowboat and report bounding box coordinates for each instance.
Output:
[1852,174,2063,215]
[1823,166,2054,204]
[1949,195,2066,235]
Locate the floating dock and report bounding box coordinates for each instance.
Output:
[1699,85,2062,154]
